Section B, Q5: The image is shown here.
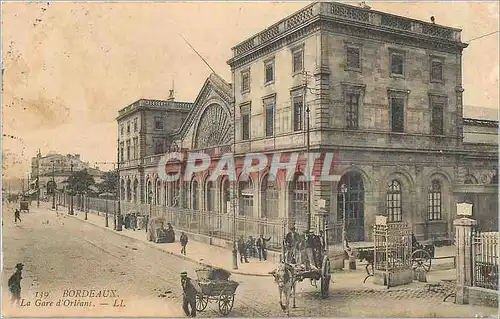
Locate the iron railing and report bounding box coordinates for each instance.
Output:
[69,197,344,251]
[373,222,412,272]
[473,231,499,290]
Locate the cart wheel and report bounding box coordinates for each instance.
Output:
[218,294,234,316]
[196,294,208,312]
[320,255,331,298]
[411,249,432,272]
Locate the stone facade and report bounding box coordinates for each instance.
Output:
[116,96,193,205]
[30,152,104,198]
[117,2,498,243]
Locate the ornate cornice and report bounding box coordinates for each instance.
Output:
[228,9,466,70]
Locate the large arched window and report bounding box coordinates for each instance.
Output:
[428,180,442,221]
[206,180,216,211]
[181,181,189,208]
[169,180,180,207]
[239,179,253,217]
[133,179,138,203]
[126,179,131,201]
[262,174,279,219]
[337,172,365,241]
[290,174,307,225]
[220,178,230,214]
[386,180,402,222]
[146,180,152,204]
[155,180,161,205]
[192,180,199,211]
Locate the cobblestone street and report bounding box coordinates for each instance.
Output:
[2,203,496,317]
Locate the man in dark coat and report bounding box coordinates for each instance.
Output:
[180,232,188,255]
[14,209,21,223]
[284,226,300,263]
[8,263,23,305]
[256,234,271,261]
[180,271,197,317]
[237,235,249,263]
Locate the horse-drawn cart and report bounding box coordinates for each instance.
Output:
[194,267,239,317]
[20,200,30,213]
[270,210,332,315]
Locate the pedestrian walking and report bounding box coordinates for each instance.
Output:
[237,235,249,263]
[8,263,23,305]
[14,209,21,223]
[180,271,197,317]
[256,234,271,261]
[180,232,188,255]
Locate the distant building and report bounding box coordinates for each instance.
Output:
[30,152,104,198]
[117,1,498,243]
[116,94,192,203]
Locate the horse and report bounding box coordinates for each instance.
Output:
[270,262,296,316]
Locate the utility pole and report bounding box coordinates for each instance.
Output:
[302,71,313,233]
[51,161,56,209]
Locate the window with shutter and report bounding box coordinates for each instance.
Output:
[346,47,360,70]
[264,97,275,137]
[391,97,405,133]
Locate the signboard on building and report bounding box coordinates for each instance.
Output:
[317,199,326,209]
[375,215,387,226]
[457,202,473,217]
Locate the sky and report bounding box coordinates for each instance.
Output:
[2,1,499,179]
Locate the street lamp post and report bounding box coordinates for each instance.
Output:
[36,150,41,208]
[340,184,347,250]
[70,162,74,215]
[51,161,56,209]
[116,138,122,231]
[84,191,88,220]
[232,183,238,270]
[105,198,109,228]
[305,99,312,232]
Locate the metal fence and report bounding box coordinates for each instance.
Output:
[373,222,412,272]
[473,231,499,290]
[60,196,344,251]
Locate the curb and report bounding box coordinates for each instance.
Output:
[66,213,273,277]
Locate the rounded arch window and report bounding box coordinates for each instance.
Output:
[386,180,402,222]
[428,180,442,221]
[290,174,307,225]
[194,104,232,149]
[262,174,279,219]
[239,179,254,217]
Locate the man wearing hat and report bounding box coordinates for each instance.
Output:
[304,230,318,270]
[284,226,300,263]
[8,263,24,305]
[180,271,197,317]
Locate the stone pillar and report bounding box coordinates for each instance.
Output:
[454,217,477,305]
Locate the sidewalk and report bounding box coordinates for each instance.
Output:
[64,207,277,277]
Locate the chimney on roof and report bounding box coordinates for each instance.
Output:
[168,78,175,101]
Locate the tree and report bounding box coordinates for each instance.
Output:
[66,169,95,195]
[96,170,118,194]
